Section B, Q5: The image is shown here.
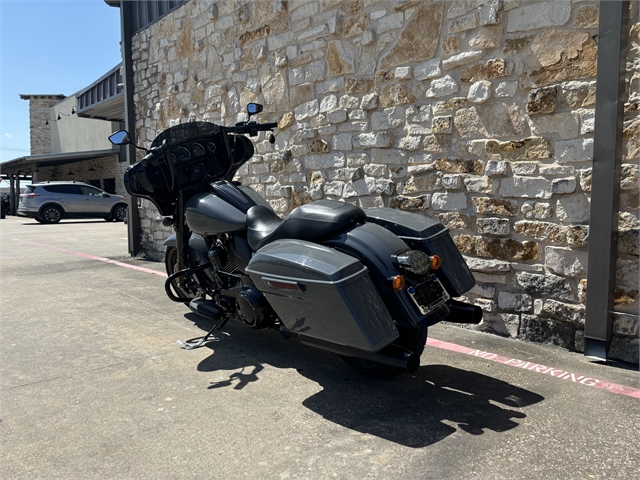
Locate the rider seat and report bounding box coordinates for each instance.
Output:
[246,200,366,251]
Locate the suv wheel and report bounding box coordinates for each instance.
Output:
[41,205,62,224]
[112,205,127,222]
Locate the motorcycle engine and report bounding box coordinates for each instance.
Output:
[236,285,275,329]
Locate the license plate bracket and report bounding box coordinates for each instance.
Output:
[407,277,450,316]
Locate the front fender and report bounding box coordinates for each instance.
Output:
[163,234,176,248]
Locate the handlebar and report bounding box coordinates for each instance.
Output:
[223,121,277,137]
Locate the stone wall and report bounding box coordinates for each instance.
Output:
[20,94,66,155]
[130,0,639,362]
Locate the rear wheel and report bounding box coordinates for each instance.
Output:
[40,205,62,224]
[164,246,203,302]
[340,325,428,377]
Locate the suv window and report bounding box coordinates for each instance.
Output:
[23,186,36,194]
[42,185,82,195]
[80,185,104,196]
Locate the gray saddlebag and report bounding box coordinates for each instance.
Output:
[246,239,399,352]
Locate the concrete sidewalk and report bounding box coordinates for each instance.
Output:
[1,217,638,479]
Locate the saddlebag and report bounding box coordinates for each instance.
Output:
[365,208,475,297]
[245,239,399,352]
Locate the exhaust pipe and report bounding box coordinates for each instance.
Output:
[446,299,483,324]
[298,335,420,373]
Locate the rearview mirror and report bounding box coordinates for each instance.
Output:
[247,103,263,116]
[109,130,132,146]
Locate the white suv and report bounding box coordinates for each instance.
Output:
[18,181,128,224]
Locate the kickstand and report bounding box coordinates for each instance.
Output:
[177,317,229,350]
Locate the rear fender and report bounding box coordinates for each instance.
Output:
[322,223,440,328]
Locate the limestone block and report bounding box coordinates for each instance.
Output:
[434,158,484,174]
[317,77,345,95]
[521,201,553,220]
[514,220,567,244]
[355,132,393,149]
[447,1,477,19]
[555,193,590,224]
[433,97,468,114]
[464,175,498,194]
[345,78,374,93]
[485,161,508,176]
[343,179,370,197]
[326,41,355,76]
[395,67,412,80]
[442,174,462,190]
[437,212,475,231]
[327,109,347,124]
[542,300,585,326]
[498,292,532,312]
[529,112,580,140]
[348,109,366,121]
[560,80,596,108]
[442,51,485,70]
[474,272,507,284]
[618,229,639,256]
[469,283,497,298]
[390,194,431,211]
[304,153,344,169]
[469,25,503,49]
[360,93,379,111]
[323,181,344,196]
[495,81,518,98]
[574,4,599,29]
[339,95,360,109]
[454,234,539,261]
[516,271,574,301]
[614,313,639,338]
[577,109,594,135]
[343,14,368,39]
[621,164,639,191]
[423,134,452,153]
[465,257,511,272]
[623,117,640,162]
[431,192,468,211]
[398,136,422,151]
[294,100,320,121]
[545,246,588,277]
[461,58,513,83]
[507,2,571,33]
[432,116,453,134]
[478,0,503,26]
[442,36,461,57]
[363,164,387,177]
[551,177,577,195]
[372,107,405,131]
[381,84,416,107]
[291,83,315,106]
[499,176,552,199]
[365,177,395,196]
[555,138,594,163]
[455,103,526,138]
[472,197,519,216]
[526,86,557,115]
[539,166,575,176]
[566,225,589,248]
[475,299,497,313]
[524,31,597,88]
[511,162,538,175]
[377,12,404,34]
[448,13,477,34]
[406,105,431,123]
[332,133,352,151]
[426,75,459,98]
[380,4,444,68]
[467,80,492,104]
[477,217,511,236]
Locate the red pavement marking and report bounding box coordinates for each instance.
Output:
[427,338,640,399]
[5,234,638,398]
[2,236,168,278]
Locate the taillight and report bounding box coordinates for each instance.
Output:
[395,250,432,276]
[22,194,40,198]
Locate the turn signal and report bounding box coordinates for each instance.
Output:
[429,255,442,270]
[392,275,406,291]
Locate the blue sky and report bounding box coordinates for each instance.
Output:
[0,0,122,169]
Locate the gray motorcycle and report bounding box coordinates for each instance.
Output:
[109,103,482,377]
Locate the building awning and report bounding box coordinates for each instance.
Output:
[0,149,118,177]
[75,64,125,122]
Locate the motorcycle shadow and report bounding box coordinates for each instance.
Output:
[187,314,544,448]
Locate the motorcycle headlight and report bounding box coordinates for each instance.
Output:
[395,250,431,276]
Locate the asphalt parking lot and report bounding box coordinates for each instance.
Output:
[1,217,638,480]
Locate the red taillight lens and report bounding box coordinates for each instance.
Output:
[23,194,40,198]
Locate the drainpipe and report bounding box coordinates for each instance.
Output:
[584,1,630,361]
[120,1,140,257]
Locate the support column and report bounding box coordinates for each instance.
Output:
[15,175,20,212]
[33,169,39,183]
[584,1,630,361]
[9,174,15,215]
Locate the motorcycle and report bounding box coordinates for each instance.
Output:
[109,103,482,376]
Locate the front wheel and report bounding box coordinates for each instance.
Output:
[111,204,127,222]
[340,325,428,377]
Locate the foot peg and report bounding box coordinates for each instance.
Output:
[178,299,227,350]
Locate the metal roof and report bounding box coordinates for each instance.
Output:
[75,64,125,122]
[0,149,118,176]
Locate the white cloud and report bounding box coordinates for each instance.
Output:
[4,133,13,139]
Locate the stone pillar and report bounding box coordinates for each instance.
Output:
[32,169,39,183]
[19,94,66,155]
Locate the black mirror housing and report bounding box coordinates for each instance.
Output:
[109,130,132,146]
[247,103,263,116]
